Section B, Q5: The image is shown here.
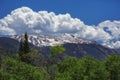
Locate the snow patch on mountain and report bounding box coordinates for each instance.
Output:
[11,34,95,47]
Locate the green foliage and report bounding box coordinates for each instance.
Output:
[49,45,66,65]
[18,40,24,58]
[50,45,65,58]
[18,32,31,63]
[72,57,109,80]
[56,56,109,80]
[55,72,72,80]
[25,48,46,67]
[57,57,77,73]
[47,65,58,80]
[0,56,1,68]
[0,57,49,80]
[104,53,120,80]
[55,57,77,80]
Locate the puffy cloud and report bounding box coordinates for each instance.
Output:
[98,20,120,48]
[0,20,16,35]
[98,20,120,39]
[0,7,120,48]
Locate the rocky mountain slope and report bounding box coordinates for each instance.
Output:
[0,37,19,52]
[0,34,118,60]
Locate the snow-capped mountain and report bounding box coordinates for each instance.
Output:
[11,33,96,47]
[0,34,118,60]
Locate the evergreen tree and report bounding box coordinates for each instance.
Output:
[18,40,24,59]
[18,32,30,63]
[23,32,30,54]
[0,55,2,68]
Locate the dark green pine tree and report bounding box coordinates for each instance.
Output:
[18,40,24,59]
[0,55,2,68]
[18,32,30,62]
[23,32,30,54]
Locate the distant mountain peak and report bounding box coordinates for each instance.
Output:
[0,34,119,60]
[11,34,97,47]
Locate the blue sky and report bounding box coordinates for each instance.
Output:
[0,0,120,48]
[0,0,120,25]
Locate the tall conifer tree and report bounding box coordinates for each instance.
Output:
[18,32,30,62]
[19,40,24,58]
[23,32,30,54]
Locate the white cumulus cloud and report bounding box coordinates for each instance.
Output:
[98,20,120,48]
[0,7,120,48]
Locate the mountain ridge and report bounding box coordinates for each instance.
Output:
[0,34,119,60]
[11,34,98,47]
